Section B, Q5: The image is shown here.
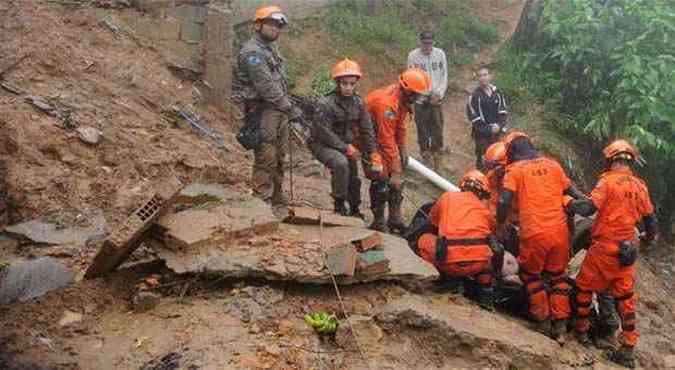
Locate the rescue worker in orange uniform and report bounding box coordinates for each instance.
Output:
[568,140,657,368]
[417,170,497,310]
[365,68,431,233]
[496,131,585,343]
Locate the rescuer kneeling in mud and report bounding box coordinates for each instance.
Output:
[568,140,658,368]
[232,6,302,205]
[309,59,376,218]
[497,131,585,344]
[364,68,431,233]
[417,170,501,311]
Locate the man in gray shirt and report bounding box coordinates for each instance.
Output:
[407,31,448,170]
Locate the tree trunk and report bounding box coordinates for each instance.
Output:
[511,0,545,50]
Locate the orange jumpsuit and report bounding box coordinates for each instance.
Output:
[575,167,654,348]
[364,84,411,186]
[502,157,573,322]
[418,191,493,285]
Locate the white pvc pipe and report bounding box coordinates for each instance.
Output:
[408,157,460,192]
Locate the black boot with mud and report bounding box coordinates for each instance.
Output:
[433,276,464,294]
[575,330,592,348]
[334,197,348,216]
[606,346,636,369]
[552,319,567,345]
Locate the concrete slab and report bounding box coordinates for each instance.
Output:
[0,257,74,304]
[153,224,438,285]
[5,213,108,246]
[283,207,365,228]
[154,194,278,250]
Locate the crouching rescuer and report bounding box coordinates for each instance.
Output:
[309,59,376,217]
[365,68,431,233]
[417,170,502,310]
[569,139,657,368]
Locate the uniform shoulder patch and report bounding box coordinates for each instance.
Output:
[384,109,397,120]
[246,54,263,66]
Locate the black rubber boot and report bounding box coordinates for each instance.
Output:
[334,197,348,216]
[552,319,567,345]
[606,346,636,369]
[575,330,592,347]
[348,200,365,219]
[369,182,388,232]
[387,188,406,234]
[476,284,495,312]
[535,319,552,337]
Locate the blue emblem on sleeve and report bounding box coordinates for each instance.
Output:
[247,55,262,66]
[384,109,396,120]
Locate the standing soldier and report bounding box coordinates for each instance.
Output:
[466,66,508,169]
[407,31,448,170]
[365,68,431,233]
[309,59,376,217]
[232,6,302,205]
[496,131,584,344]
[569,140,657,368]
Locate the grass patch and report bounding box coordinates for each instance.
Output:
[326,4,418,65]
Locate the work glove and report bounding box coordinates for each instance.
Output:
[345,144,361,159]
[399,148,409,169]
[618,240,638,267]
[567,198,595,217]
[489,123,501,135]
[370,152,383,174]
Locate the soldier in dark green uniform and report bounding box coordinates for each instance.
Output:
[232,5,301,205]
[309,59,376,217]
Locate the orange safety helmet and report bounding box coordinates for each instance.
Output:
[603,139,638,162]
[459,169,490,196]
[484,141,507,167]
[331,58,363,80]
[502,130,530,154]
[398,68,431,96]
[253,5,288,26]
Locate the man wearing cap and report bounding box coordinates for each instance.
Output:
[407,31,448,170]
[232,6,302,205]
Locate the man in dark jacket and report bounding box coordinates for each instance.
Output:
[310,59,376,217]
[466,66,508,169]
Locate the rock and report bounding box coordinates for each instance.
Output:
[5,213,108,246]
[59,310,83,326]
[132,291,160,313]
[376,295,589,370]
[0,257,74,304]
[154,224,438,285]
[153,189,278,250]
[283,207,365,228]
[335,315,383,355]
[75,126,103,145]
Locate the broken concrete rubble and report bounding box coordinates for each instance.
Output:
[4,213,108,246]
[350,230,382,252]
[85,177,182,279]
[325,244,358,277]
[0,257,74,304]
[153,224,438,285]
[283,206,365,228]
[153,190,278,250]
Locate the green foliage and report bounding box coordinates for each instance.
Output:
[326,3,418,64]
[501,0,675,236]
[307,67,336,100]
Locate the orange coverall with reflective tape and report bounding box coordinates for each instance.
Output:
[503,157,573,322]
[418,191,493,284]
[364,84,411,185]
[575,167,654,348]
